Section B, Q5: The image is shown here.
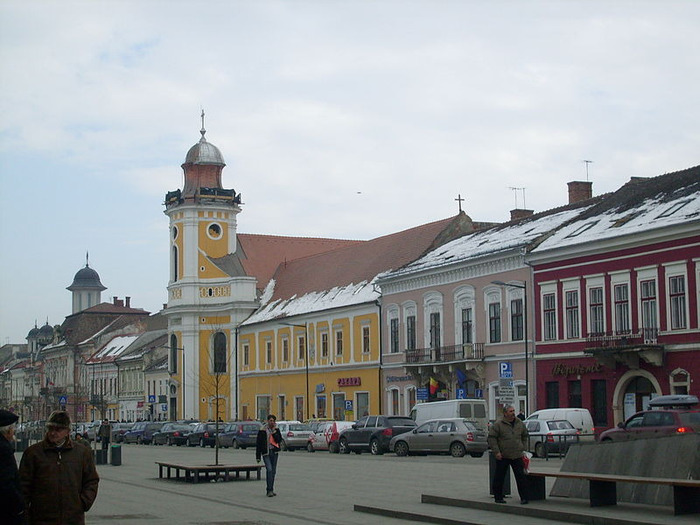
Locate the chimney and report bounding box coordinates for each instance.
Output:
[113,297,124,307]
[125,296,131,308]
[568,181,593,204]
[113,296,118,305]
[510,209,534,221]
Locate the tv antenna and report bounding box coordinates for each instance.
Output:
[509,187,526,209]
[583,160,593,181]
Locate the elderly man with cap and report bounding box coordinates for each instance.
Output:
[0,409,25,524]
[19,410,99,525]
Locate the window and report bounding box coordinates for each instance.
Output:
[297,335,305,360]
[565,290,579,339]
[169,334,178,374]
[614,284,630,334]
[335,330,343,356]
[429,312,441,348]
[391,389,399,415]
[592,379,608,427]
[406,315,416,350]
[362,326,371,353]
[640,280,657,339]
[462,308,473,344]
[390,318,399,353]
[488,303,501,343]
[316,395,327,418]
[589,287,604,336]
[321,333,329,358]
[213,332,226,373]
[282,338,289,362]
[510,300,523,341]
[243,343,249,367]
[543,293,556,340]
[356,392,369,420]
[266,340,272,364]
[669,275,687,329]
[545,381,559,408]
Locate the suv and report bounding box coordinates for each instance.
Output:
[338,415,416,455]
[599,394,700,442]
[123,421,165,444]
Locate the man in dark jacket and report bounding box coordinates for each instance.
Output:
[0,409,25,524]
[255,414,283,497]
[487,405,530,504]
[98,419,111,450]
[19,410,99,524]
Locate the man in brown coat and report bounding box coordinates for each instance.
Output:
[487,404,530,505]
[19,411,99,524]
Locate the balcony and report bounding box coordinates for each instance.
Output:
[405,343,484,365]
[585,328,662,367]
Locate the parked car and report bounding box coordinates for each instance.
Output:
[84,421,102,441]
[307,420,355,453]
[410,399,488,430]
[599,394,700,442]
[525,408,595,439]
[525,419,580,457]
[111,422,134,443]
[338,415,417,455]
[71,422,91,441]
[187,422,223,447]
[276,421,313,451]
[123,421,165,444]
[217,421,261,449]
[389,418,487,458]
[152,422,193,446]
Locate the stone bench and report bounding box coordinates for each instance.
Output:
[528,470,700,516]
[156,461,263,484]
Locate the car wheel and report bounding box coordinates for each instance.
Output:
[450,442,466,458]
[339,438,350,454]
[469,452,484,458]
[394,441,409,457]
[600,437,612,443]
[329,441,339,454]
[534,442,545,458]
[232,440,240,450]
[307,442,315,453]
[200,438,205,448]
[137,436,143,445]
[167,437,172,446]
[370,438,383,456]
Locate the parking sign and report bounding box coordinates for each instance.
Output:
[499,361,513,378]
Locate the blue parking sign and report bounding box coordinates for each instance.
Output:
[417,387,429,400]
[499,361,513,378]
[456,388,466,399]
[345,400,353,411]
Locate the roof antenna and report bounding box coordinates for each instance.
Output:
[583,160,593,181]
[200,108,206,140]
[509,187,526,209]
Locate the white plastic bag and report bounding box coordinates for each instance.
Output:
[522,451,533,474]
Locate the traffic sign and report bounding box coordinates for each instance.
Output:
[148,395,156,403]
[499,361,513,378]
[345,400,353,411]
[417,387,429,400]
[59,395,67,405]
[456,388,466,399]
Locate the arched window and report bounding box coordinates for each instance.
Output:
[169,334,178,374]
[213,332,227,373]
[172,246,179,282]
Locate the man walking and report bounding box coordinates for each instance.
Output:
[487,405,530,504]
[0,409,25,524]
[256,414,282,497]
[19,410,99,524]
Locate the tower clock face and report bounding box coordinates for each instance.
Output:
[207,223,222,239]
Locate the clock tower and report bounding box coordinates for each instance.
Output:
[164,113,258,420]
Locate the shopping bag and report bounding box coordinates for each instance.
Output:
[522,451,533,473]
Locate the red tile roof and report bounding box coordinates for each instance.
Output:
[269,214,474,301]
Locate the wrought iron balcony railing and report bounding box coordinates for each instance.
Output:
[585,328,659,349]
[405,343,485,364]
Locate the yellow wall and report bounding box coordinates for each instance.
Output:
[197,317,232,418]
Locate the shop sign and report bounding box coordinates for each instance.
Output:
[338,377,361,387]
[386,375,412,382]
[551,363,602,377]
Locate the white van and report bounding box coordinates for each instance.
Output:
[525,408,595,438]
[409,399,488,430]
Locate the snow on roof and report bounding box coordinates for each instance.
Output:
[89,335,140,362]
[243,280,378,325]
[532,189,700,252]
[384,206,587,280]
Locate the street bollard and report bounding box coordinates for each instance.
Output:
[95,449,108,465]
[110,444,122,466]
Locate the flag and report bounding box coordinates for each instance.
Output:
[455,368,467,387]
[429,377,439,395]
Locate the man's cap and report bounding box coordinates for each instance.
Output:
[46,410,71,429]
[0,409,19,427]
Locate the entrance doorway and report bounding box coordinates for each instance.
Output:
[622,376,655,420]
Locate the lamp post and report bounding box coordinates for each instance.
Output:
[492,280,529,415]
[282,322,309,421]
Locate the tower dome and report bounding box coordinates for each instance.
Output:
[27,324,40,339]
[182,112,225,167]
[67,265,107,291]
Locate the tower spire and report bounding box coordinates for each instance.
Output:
[200,109,206,141]
[86,251,89,267]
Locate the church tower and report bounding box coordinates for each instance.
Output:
[66,254,107,314]
[163,113,258,421]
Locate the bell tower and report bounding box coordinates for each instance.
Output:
[163,113,257,420]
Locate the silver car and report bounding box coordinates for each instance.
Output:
[525,419,580,457]
[276,421,313,451]
[389,418,487,458]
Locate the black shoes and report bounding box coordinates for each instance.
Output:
[266,491,276,497]
[494,498,506,504]
[520,499,529,505]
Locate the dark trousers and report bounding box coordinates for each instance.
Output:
[101,438,110,450]
[492,456,528,501]
[262,450,279,493]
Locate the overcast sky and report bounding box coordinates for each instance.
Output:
[1,0,698,345]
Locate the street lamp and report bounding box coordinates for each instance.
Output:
[282,322,309,421]
[491,280,529,415]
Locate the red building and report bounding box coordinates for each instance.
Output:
[528,167,699,432]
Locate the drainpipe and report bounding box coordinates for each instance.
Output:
[376,299,383,415]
